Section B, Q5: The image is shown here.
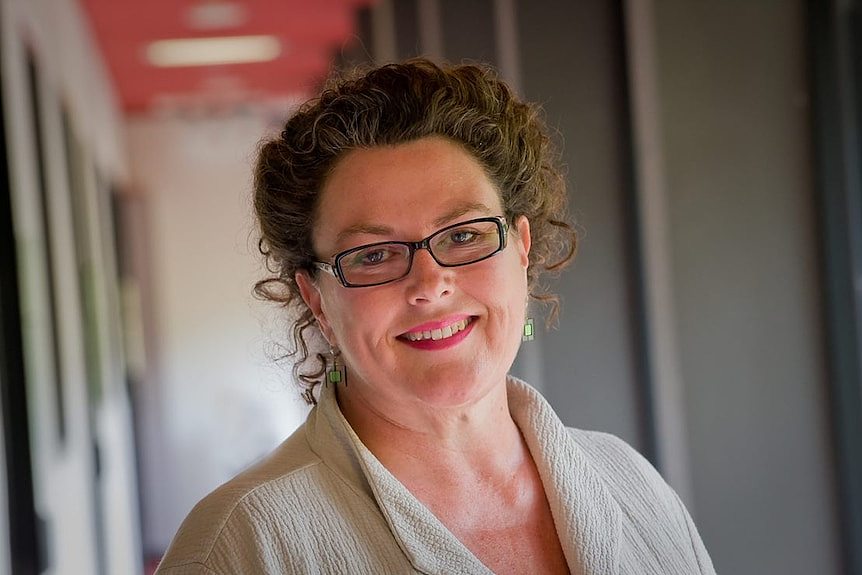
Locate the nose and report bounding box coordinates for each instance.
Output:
[405,248,453,304]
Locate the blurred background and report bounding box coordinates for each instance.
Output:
[1,0,860,574]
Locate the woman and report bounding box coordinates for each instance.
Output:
[157,59,715,574]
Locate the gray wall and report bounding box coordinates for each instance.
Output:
[516,0,644,450]
[654,1,841,573]
[440,0,498,64]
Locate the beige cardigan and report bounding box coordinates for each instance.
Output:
[157,378,716,574]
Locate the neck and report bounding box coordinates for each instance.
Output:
[335,378,526,479]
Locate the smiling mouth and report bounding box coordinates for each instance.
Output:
[402,317,473,342]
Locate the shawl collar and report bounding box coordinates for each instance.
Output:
[306,377,622,575]
[303,385,375,500]
[507,377,622,574]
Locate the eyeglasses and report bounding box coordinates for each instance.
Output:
[314,216,509,288]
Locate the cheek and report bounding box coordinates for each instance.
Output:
[321,288,394,346]
[472,257,528,320]
[502,248,530,296]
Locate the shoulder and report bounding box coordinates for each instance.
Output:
[566,428,676,508]
[156,424,323,573]
[566,428,717,574]
[567,429,660,482]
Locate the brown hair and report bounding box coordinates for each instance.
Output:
[253,58,576,402]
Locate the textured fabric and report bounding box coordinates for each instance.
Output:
[156,378,716,574]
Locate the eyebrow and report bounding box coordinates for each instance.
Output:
[334,201,495,245]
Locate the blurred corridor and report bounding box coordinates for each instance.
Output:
[1,0,860,574]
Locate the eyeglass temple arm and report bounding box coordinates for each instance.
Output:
[314,261,337,277]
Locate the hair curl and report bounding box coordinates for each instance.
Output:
[253,58,576,403]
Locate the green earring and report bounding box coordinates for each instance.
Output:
[327,348,347,385]
[522,317,535,342]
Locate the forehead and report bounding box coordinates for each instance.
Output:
[313,137,503,248]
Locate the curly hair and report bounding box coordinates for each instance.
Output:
[253,58,576,403]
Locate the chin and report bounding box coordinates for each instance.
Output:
[406,364,503,409]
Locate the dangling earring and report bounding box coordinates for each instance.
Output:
[326,347,347,386]
[522,317,535,342]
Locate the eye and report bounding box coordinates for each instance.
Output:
[362,249,388,264]
[346,245,401,268]
[449,229,479,244]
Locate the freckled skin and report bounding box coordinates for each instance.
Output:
[298,136,531,423]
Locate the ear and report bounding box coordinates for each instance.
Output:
[295,270,336,346]
[513,215,531,268]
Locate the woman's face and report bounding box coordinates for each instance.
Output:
[296,136,531,414]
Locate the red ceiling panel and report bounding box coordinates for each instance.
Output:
[79,0,374,114]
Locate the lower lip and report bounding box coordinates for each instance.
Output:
[399,318,476,350]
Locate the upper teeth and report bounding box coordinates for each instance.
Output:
[405,318,470,341]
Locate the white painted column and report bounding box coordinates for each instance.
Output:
[623,0,694,507]
[417,0,443,59]
[371,0,396,63]
[494,0,522,93]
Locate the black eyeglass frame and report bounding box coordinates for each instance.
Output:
[313,215,510,288]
